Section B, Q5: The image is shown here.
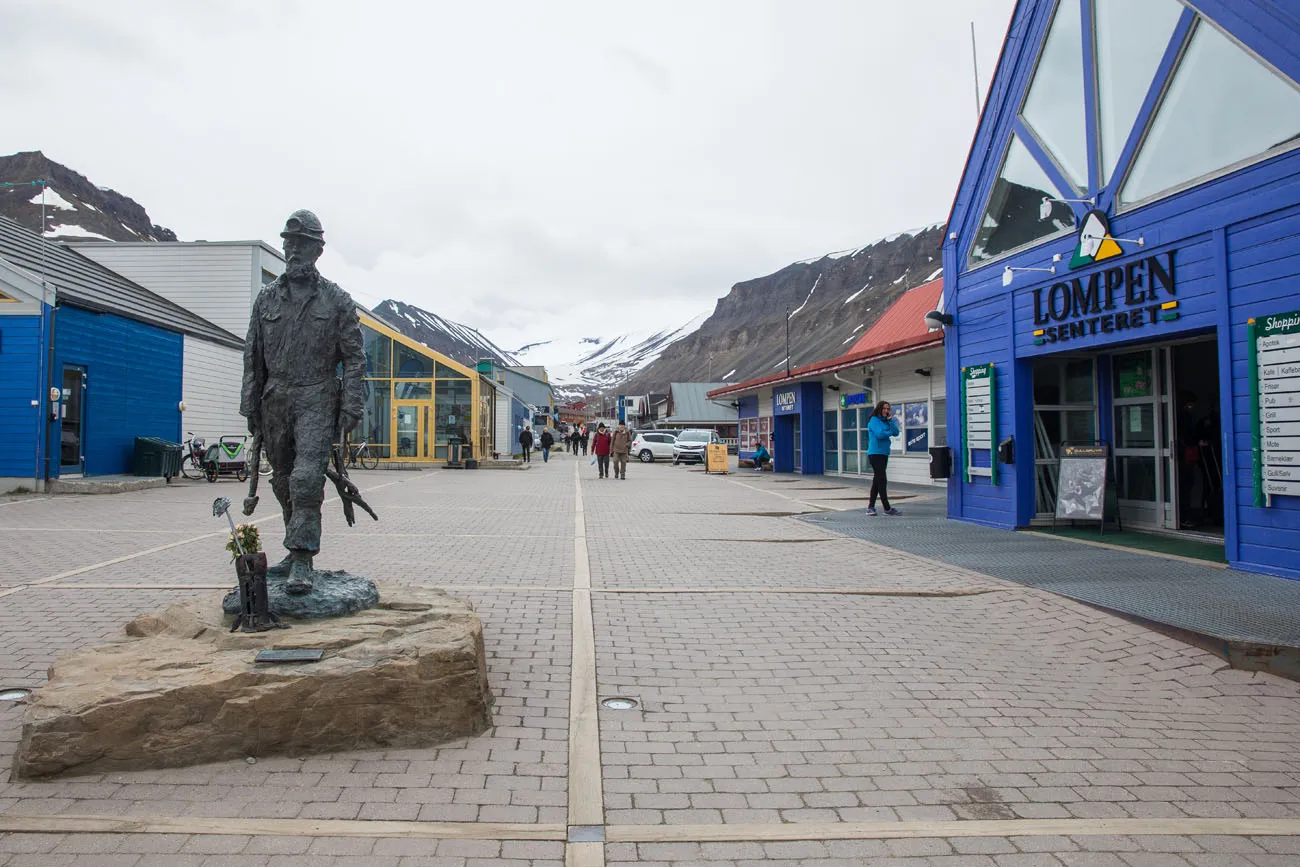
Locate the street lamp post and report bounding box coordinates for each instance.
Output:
[785,306,791,378]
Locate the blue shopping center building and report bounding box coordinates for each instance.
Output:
[941,0,1300,579]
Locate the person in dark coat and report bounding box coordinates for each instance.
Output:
[540,428,554,463]
[581,426,589,455]
[519,425,533,463]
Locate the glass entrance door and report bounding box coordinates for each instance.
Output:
[60,365,86,474]
[1111,348,1174,529]
[393,403,428,459]
[792,417,802,472]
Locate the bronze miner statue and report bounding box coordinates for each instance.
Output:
[239,209,372,599]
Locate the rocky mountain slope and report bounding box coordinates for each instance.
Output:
[0,151,178,242]
[617,225,945,396]
[370,299,519,370]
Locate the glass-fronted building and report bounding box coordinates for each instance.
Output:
[941,0,1300,578]
[357,312,493,463]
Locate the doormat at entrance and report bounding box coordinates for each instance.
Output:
[1029,528,1226,564]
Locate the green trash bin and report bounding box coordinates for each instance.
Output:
[134,437,183,481]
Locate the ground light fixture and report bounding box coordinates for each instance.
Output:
[600,696,640,710]
[0,688,32,702]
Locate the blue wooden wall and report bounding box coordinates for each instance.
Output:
[49,305,183,477]
[0,314,43,481]
[942,0,1300,578]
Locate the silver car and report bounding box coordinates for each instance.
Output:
[671,429,721,464]
[632,431,677,463]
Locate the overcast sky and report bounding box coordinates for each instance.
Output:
[6,0,1014,359]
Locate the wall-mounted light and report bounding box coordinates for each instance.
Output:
[914,368,932,377]
[1040,195,1096,220]
[178,400,187,412]
[924,310,954,328]
[827,384,841,391]
[1003,254,1063,287]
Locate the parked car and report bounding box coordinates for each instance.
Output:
[672,428,721,464]
[632,431,677,463]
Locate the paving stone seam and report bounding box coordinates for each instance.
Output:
[5,814,1299,842]
[568,462,606,867]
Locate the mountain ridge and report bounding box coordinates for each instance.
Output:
[0,151,178,242]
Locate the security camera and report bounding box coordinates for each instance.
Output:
[924,310,953,329]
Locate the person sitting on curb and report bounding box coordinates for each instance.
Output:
[752,438,771,472]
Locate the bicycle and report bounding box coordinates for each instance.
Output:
[180,432,207,480]
[346,438,379,470]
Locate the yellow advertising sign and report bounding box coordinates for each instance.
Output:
[705,443,729,474]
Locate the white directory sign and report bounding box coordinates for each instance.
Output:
[1251,311,1300,506]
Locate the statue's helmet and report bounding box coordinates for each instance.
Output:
[280,209,325,243]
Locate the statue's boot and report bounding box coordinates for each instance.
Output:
[267,553,294,577]
[285,553,315,595]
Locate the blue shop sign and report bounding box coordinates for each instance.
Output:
[773,388,801,415]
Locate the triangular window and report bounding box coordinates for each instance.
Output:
[1094,0,1185,185]
[1021,0,1088,189]
[970,134,1077,265]
[1121,17,1300,204]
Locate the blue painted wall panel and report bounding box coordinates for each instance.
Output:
[0,315,43,480]
[50,305,183,477]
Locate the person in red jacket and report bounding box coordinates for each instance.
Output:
[591,423,613,479]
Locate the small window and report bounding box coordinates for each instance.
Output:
[1121,18,1300,205]
[970,134,1077,266]
[395,343,434,378]
[1021,0,1088,188]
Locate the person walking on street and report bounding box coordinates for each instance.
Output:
[865,401,901,516]
[570,429,580,455]
[581,426,589,455]
[592,423,613,478]
[519,425,533,463]
[540,428,554,463]
[611,420,633,480]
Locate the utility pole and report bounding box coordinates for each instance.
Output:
[971,21,982,120]
[785,306,792,378]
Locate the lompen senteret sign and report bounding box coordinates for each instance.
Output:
[1250,309,1300,505]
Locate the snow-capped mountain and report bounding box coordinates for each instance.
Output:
[0,151,177,242]
[512,313,710,402]
[618,224,946,396]
[370,299,519,369]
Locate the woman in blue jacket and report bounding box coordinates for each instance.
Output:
[866,401,901,516]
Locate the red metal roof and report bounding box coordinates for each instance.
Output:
[708,277,944,400]
[848,277,944,354]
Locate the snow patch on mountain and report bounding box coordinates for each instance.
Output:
[370,299,519,369]
[512,310,709,402]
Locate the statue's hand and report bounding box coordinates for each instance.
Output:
[340,411,360,434]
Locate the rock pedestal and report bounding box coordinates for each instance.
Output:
[14,586,492,779]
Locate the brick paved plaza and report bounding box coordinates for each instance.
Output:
[2,453,1300,865]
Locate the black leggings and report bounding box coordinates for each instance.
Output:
[868,453,890,510]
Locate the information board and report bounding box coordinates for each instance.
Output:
[1250,309,1300,506]
[1054,444,1108,522]
[962,363,997,483]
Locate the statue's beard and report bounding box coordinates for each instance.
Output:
[286,260,319,282]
